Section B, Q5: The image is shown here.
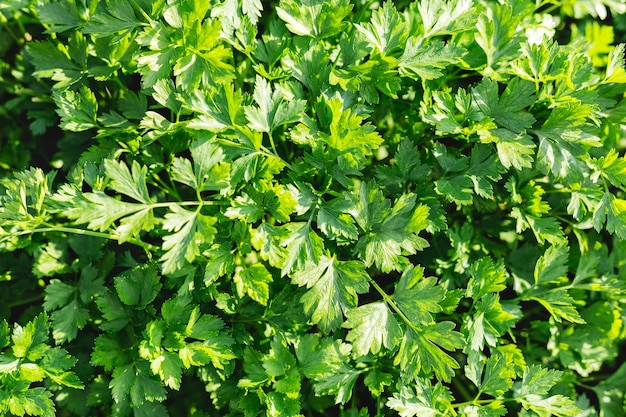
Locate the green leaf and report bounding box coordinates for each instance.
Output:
[203,243,235,285]
[251,222,289,269]
[161,295,194,326]
[417,0,474,37]
[343,302,402,356]
[352,182,430,272]
[376,139,431,185]
[161,205,217,274]
[295,334,351,379]
[432,142,469,172]
[171,136,230,192]
[520,395,582,417]
[466,257,507,300]
[364,369,393,396]
[32,240,70,279]
[312,362,361,404]
[399,39,466,80]
[187,84,245,131]
[593,193,626,239]
[135,26,177,88]
[171,19,235,89]
[475,353,516,397]
[489,129,536,171]
[53,87,99,132]
[179,337,236,370]
[535,133,587,183]
[529,289,586,324]
[252,19,291,67]
[36,1,82,33]
[242,0,263,24]
[49,299,89,343]
[534,244,569,286]
[113,264,162,309]
[12,313,49,361]
[262,336,296,378]
[110,364,136,403]
[435,175,474,205]
[386,381,453,417]
[6,387,55,417]
[131,368,167,405]
[104,159,152,204]
[291,255,369,332]
[519,364,563,397]
[185,308,219,340]
[466,144,506,200]
[226,181,295,224]
[244,76,306,133]
[594,149,626,189]
[392,265,445,325]
[52,185,156,242]
[225,192,264,223]
[316,196,358,242]
[354,1,407,55]
[27,40,83,88]
[280,222,324,275]
[95,290,131,332]
[43,280,74,311]
[510,207,565,245]
[471,78,536,133]
[320,97,383,158]
[233,263,273,305]
[395,323,464,383]
[606,43,626,83]
[475,3,523,67]
[264,183,297,223]
[0,321,9,350]
[276,0,353,39]
[150,351,183,390]
[467,294,520,351]
[82,0,141,37]
[461,401,507,417]
[592,362,626,417]
[91,334,130,371]
[512,40,568,83]
[40,348,84,389]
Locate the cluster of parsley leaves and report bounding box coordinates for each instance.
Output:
[1,0,626,416]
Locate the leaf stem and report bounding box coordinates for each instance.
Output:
[368,277,421,333]
[450,398,499,408]
[8,293,45,308]
[1,226,157,252]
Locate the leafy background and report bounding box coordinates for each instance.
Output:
[1,0,626,416]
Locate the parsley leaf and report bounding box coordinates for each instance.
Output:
[276,0,353,39]
[351,182,430,272]
[291,255,369,332]
[399,39,466,81]
[343,302,402,356]
[354,1,407,55]
[392,265,445,325]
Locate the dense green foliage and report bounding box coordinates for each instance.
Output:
[2,0,626,416]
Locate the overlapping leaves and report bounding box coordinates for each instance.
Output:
[1,0,626,416]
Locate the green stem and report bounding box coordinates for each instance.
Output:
[369,278,421,333]
[258,147,294,171]
[7,293,45,308]
[0,14,23,45]
[452,374,475,402]
[0,226,157,252]
[450,398,498,409]
[128,0,154,23]
[267,132,280,160]
[152,173,183,201]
